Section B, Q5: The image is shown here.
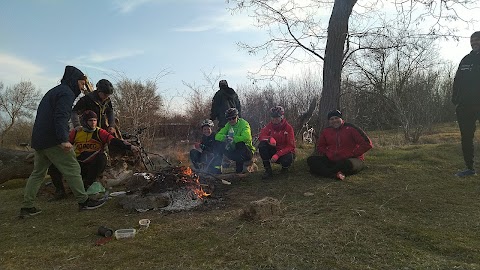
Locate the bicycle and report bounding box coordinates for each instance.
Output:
[302,123,315,144]
[122,127,157,171]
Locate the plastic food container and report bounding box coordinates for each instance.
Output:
[139,219,151,229]
[114,229,136,239]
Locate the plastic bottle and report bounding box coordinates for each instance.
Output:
[226,127,235,150]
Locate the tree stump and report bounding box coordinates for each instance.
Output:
[0,148,34,184]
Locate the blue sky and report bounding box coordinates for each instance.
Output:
[0,0,476,110]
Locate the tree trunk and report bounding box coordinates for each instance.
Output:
[0,148,34,184]
[319,0,357,130]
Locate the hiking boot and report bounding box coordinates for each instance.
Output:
[336,171,346,181]
[78,198,106,211]
[262,170,273,180]
[19,207,42,218]
[455,169,476,177]
[48,191,66,202]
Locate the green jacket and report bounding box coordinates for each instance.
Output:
[215,118,255,154]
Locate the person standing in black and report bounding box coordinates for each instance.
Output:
[452,31,480,177]
[210,80,241,129]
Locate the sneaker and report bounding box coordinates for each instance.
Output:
[455,169,477,177]
[78,198,106,211]
[19,207,42,218]
[336,171,346,181]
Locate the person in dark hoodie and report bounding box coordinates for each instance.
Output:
[20,66,106,218]
[210,80,241,129]
[189,119,221,173]
[452,31,480,177]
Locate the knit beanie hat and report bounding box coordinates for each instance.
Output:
[327,110,342,120]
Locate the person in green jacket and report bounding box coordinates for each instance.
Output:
[215,108,255,174]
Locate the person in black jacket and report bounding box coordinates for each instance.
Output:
[210,80,241,128]
[190,119,221,174]
[20,66,106,218]
[71,79,116,135]
[452,31,480,177]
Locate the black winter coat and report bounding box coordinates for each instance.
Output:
[71,91,115,129]
[31,66,85,150]
[210,86,241,128]
[452,51,480,107]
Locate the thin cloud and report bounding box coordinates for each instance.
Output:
[65,49,144,65]
[174,13,257,33]
[0,54,56,90]
[113,0,154,14]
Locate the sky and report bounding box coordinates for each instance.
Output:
[0,0,477,111]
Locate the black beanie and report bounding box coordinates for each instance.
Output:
[327,110,342,119]
[82,110,98,122]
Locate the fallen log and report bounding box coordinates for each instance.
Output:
[0,148,34,184]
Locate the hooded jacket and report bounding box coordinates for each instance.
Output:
[210,86,241,127]
[317,122,373,162]
[452,51,480,107]
[259,119,296,157]
[31,66,85,150]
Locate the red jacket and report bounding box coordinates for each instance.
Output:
[317,122,372,161]
[259,119,296,157]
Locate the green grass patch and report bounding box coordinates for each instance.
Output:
[2,125,480,269]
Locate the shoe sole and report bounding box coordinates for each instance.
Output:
[79,200,106,211]
[19,211,42,219]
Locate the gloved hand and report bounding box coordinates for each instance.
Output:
[268,137,277,146]
[270,154,279,163]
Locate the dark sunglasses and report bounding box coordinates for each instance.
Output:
[227,116,237,121]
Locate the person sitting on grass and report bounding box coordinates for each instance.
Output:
[215,108,255,174]
[49,110,138,198]
[190,119,222,174]
[258,106,296,180]
[307,110,373,180]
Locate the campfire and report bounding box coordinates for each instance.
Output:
[117,166,213,212]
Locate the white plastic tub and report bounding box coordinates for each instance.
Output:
[114,228,136,239]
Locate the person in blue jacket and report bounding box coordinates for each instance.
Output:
[20,66,106,218]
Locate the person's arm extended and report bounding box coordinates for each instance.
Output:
[215,124,229,142]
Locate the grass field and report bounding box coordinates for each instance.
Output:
[2,123,480,269]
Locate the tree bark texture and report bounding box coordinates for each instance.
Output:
[0,148,34,184]
[319,0,357,129]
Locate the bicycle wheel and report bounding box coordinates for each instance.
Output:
[140,150,155,171]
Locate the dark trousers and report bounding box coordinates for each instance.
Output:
[307,155,365,178]
[215,142,253,173]
[258,141,294,171]
[456,106,480,170]
[48,153,107,190]
[189,149,220,172]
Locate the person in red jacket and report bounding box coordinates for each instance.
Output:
[307,110,373,180]
[258,106,296,179]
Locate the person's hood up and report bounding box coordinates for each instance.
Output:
[220,86,237,98]
[60,66,86,97]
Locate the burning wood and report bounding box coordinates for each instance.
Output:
[118,166,211,212]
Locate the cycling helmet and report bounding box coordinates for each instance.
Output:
[96,79,114,95]
[225,107,239,119]
[219,80,228,88]
[201,119,214,128]
[327,109,342,119]
[270,106,285,118]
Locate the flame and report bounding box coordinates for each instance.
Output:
[178,166,210,199]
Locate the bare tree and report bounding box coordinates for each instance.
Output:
[228,0,477,129]
[0,81,40,146]
[112,78,163,144]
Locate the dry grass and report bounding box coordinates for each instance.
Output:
[2,123,480,269]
